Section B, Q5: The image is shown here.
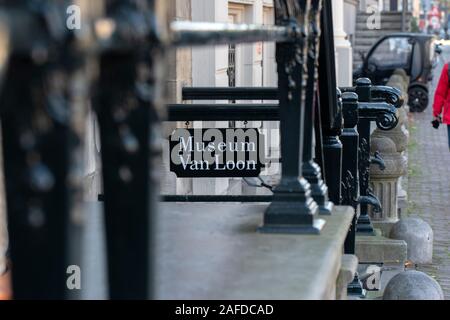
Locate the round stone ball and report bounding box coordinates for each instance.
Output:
[383,270,443,300]
[389,218,433,264]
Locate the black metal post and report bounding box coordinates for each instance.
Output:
[321,89,343,205]
[341,92,360,253]
[0,2,74,299]
[314,94,326,183]
[355,79,376,235]
[260,0,324,234]
[315,0,342,207]
[341,92,366,297]
[96,52,152,300]
[93,1,160,299]
[302,0,332,215]
[342,78,402,238]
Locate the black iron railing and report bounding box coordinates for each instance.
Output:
[0,0,403,300]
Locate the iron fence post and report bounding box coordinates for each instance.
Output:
[302,0,332,215]
[341,92,359,253]
[321,89,343,205]
[354,78,401,235]
[355,78,376,235]
[314,0,342,207]
[341,91,366,297]
[0,1,75,299]
[93,0,163,299]
[260,0,325,234]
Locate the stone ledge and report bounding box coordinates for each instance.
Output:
[155,203,354,299]
[373,221,397,237]
[356,235,407,264]
[336,254,359,300]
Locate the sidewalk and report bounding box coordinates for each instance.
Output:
[406,59,450,299]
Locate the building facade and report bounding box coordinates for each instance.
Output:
[160,0,357,197]
[77,0,359,199]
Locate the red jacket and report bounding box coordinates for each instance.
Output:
[433,63,450,124]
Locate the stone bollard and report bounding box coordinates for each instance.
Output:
[392,69,409,88]
[387,71,409,122]
[389,218,433,264]
[372,111,409,154]
[380,75,409,154]
[386,75,409,143]
[368,136,407,235]
[372,72,410,219]
[393,68,408,78]
[383,270,444,300]
[389,75,408,93]
[371,113,409,217]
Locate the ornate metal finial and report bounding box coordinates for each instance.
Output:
[355,77,372,87]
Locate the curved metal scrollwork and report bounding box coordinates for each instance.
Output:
[341,170,358,209]
[370,151,385,170]
[358,138,383,215]
[358,137,370,189]
[339,85,403,109]
[375,112,399,131]
[370,86,403,108]
[366,188,382,213]
[358,101,398,131]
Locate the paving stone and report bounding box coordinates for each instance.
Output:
[406,48,450,299]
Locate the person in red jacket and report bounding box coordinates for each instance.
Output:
[433,62,450,149]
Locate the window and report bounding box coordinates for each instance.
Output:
[389,0,398,11]
[262,6,276,87]
[228,44,236,88]
[227,4,245,88]
[228,4,246,126]
[368,37,413,69]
